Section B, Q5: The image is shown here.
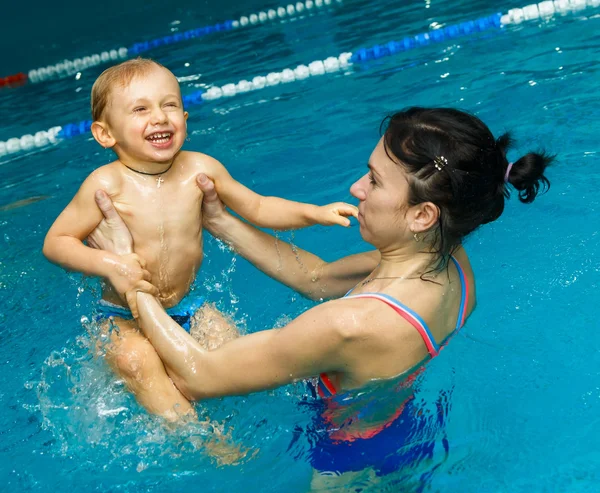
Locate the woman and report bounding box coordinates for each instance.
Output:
[91,107,552,479]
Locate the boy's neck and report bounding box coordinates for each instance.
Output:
[120,160,174,176]
[117,156,175,176]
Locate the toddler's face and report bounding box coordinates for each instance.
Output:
[104,65,188,165]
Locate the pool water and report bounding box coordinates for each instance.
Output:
[1,0,600,491]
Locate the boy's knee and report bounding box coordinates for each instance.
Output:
[108,336,161,380]
[190,304,239,350]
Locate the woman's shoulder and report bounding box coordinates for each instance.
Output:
[319,293,439,381]
[451,246,477,314]
[452,245,472,274]
[320,294,424,342]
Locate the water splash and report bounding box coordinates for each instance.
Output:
[29,316,249,477]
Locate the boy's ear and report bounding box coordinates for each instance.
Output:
[91,121,116,149]
[184,111,189,122]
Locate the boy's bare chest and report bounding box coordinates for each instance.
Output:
[111,180,203,242]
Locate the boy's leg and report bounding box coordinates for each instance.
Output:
[189,303,240,350]
[100,306,247,464]
[101,317,196,421]
[187,303,248,464]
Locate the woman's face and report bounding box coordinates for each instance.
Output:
[350,138,414,249]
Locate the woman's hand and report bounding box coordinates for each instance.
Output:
[87,190,134,255]
[197,173,230,233]
[106,253,158,318]
[88,190,158,316]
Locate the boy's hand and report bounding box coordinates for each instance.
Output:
[106,253,158,318]
[313,202,359,227]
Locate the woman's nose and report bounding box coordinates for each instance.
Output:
[350,174,367,201]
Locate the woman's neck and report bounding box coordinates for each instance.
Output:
[374,244,438,280]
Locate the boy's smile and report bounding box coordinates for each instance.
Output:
[146,131,174,148]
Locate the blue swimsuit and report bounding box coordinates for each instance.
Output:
[308,256,469,476]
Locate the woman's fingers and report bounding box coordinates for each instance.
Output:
[91,190,135,255]
[95,190,121,222]
[87,236,99,249]
[125,281,160,319]
[125,290,139,319]
[197,173,218,201]
[197,173,227,222]
[135,281,160,297]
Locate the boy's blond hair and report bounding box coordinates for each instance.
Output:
[91,58,167,121]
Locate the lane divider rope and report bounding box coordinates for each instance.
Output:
[1,0,598,157]
[0,0,343,89]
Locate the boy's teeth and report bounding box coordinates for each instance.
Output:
[147,132,172,141]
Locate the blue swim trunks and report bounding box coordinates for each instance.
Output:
[96,292,205,332]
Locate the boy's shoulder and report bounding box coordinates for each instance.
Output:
[80,161,124,195]
[177,151,226,174]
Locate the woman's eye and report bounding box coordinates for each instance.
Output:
[369,173,377,186]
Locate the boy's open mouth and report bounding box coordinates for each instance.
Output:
[146,131,174,147]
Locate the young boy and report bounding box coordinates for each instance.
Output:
[43,58,356,421]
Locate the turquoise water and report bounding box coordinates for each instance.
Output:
[1,0,600,490]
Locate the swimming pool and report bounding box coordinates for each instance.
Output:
[1,0,600,490]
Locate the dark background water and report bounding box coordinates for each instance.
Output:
[1,0,296,74]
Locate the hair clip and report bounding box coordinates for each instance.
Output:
[433,156,448,171]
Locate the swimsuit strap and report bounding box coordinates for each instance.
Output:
[319,255,470,397]
[344,293,440,357]
[317,373,337,398]
[449,255,469,329]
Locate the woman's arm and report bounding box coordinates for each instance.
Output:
[198,154,357,229]
[135,291,354,400]
[198,174,380,300]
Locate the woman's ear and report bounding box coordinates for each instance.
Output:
[91,121,116,149]
[410,202,440,233]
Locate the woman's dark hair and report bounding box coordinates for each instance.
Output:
[382,107,553,271]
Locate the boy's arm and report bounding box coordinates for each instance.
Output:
[43,174,119,277]
[201,156,357,229]
[44,173,157,312]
